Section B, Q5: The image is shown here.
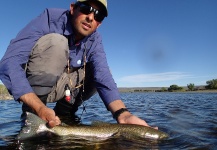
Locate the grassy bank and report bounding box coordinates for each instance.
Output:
[0,94,13,100]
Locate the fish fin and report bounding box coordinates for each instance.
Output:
[17,112,48,140]
[91,121,112,126]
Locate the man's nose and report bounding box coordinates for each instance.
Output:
[86,12,94,22]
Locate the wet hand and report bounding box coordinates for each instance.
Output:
[117,111,158,130]
[37,106,61,128]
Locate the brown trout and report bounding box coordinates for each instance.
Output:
[17,112,169,140]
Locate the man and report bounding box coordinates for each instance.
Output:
[0,0,153,128]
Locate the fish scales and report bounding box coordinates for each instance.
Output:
[53,125,118,137]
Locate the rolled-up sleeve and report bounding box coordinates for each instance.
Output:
[87,34,120,106]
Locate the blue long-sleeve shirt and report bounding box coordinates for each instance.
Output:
[0,8,120,106]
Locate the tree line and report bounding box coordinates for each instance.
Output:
[167,79,217,92]
[125,78,217,92]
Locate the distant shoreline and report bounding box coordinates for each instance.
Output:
[118,89,217,93]
[1,89,217,100]
[119,90,217,93]
[118,86,217,93]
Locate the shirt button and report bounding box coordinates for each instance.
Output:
[77,60,81,65]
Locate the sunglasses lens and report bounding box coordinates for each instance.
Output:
[78,3,105,22]
[79,5,91,15]
[95,14,104,22]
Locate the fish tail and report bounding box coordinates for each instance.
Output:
[17,112,47,140]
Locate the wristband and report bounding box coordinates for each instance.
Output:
[113,108,129,120]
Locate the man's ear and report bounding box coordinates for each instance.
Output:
[96,23,102,29]
[70,3,75,15]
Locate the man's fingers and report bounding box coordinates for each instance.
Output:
[48,117,61,128]
[39,108,61,128]
[48,120,56,128]
[55,116,61,125]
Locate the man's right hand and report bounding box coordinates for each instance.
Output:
[20,93,61,128]
[37,106,61,128]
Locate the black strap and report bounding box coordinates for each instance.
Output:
[113,108,129,120]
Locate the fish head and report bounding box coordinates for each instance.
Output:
[159,132,169,139]
[144,132,169,139]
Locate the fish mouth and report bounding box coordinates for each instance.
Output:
[159,133,169,139]
[145,133,159,139]
[145,132,169,139]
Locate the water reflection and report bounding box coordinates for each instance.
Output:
[15,136,163,150]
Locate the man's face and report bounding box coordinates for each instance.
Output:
[70,1,103,41]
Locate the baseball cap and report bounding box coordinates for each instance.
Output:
[77,0,108,17]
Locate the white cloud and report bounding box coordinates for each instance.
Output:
[118,72,192,83]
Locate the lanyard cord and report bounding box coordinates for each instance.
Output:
[81,44,87,100]
[67,44,87,118]
[67,44,86,90]
[80,44,87,119]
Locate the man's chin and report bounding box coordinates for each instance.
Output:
[77,29,92,38]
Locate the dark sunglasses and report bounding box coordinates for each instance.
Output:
[75,2,105,22]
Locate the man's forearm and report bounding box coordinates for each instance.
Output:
[108,100,126,113]
[20,92,47,114]
[108,100,132,123]
[20,92,61,127]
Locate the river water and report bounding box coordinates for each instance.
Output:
[0,92,217,150]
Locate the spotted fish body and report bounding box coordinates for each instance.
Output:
[17,112,169,140]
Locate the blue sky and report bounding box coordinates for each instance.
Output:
[0,0,217,87]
